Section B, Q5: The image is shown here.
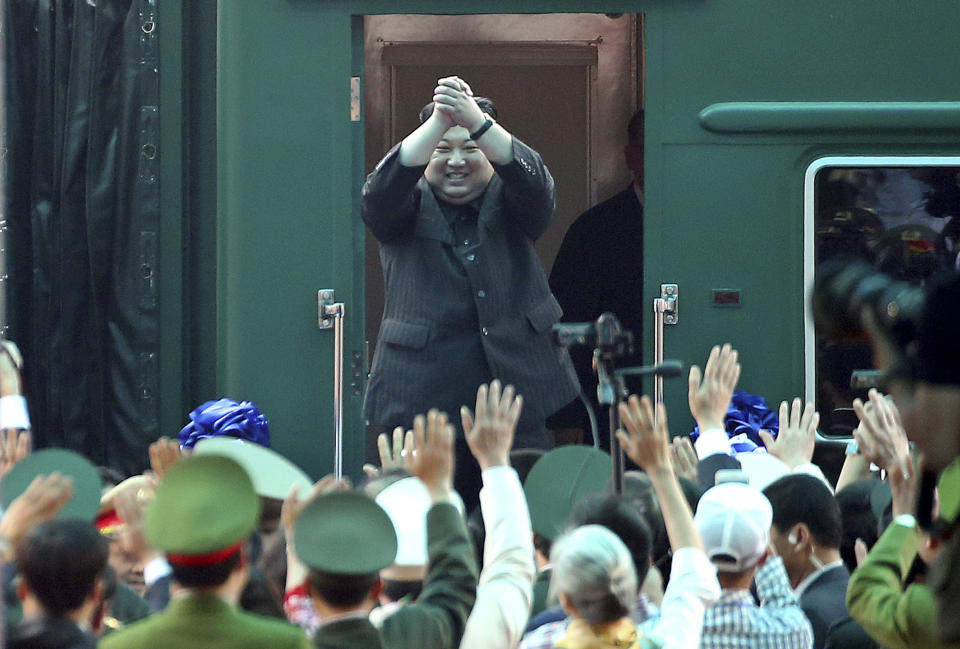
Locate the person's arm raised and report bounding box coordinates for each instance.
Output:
[617,395,701,551]
[431,77,512,165]
[687,344,740,459]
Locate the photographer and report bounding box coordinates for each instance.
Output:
[815,260,960,643]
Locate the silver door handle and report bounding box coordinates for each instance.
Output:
[319,289,346,478]
[652,284,678,408]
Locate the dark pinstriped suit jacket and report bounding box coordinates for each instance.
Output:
[361,138,578,447]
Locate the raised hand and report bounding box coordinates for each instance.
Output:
[281,475,352,539]
[0,428,31,480]
[688,344,741,432]
[148,436,187,481]
[671,435,699,484]
[617,395,672,474]
[363,426,414,479]
[0,473,73,548]
[407,409,456,501]
[0,340,23,396]
[461,380,522,471]
[759,398,819,469]
[432,76,487,133]
[852,388,911,480]
[114,486,158,565]
[618,396,706,553]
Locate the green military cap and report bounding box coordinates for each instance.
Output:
[0,448,101,521]
[146,454,260,558]
[524,445,612,541]
[193,437,313,501]
[294,491,397,575]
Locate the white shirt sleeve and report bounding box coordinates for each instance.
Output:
[645,547,721,649]
[0,395,30,430]
[460,466,536,649]
[694,427,731,459]
[143,555,172,586]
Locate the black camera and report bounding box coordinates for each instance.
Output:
[812,257,926,376]
[552,312,634,360]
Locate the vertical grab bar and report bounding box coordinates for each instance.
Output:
[319,290,346,478]
[652,284,678,409]
[653,299,666,407]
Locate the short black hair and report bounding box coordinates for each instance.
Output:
[307,570,378,608]
[418,96,499,124]
[170,551,241,588]
[763,474,843,548]
[567,493,652,586]
[621,472,668,569]
[16,519,109,616]
[834,479,881,571]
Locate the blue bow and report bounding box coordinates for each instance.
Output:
[689,390,779,453]
[178,398,271,449]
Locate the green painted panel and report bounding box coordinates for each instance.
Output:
[218,2,360,480]
[209,0,960,478]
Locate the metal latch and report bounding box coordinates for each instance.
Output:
[318,289,344,328]
[657,284,678,325]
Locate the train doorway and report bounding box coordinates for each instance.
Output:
[362,13,641,450]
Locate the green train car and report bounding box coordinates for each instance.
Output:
[5,0,959,479]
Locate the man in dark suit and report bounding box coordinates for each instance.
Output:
[361,76,578,508]
[764,474,854,649]
[547,109,644,448]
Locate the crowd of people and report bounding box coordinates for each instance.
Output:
[1,75,959,649]
[1,329,958,649]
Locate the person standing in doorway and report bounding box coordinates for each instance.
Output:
[361,76,578,510]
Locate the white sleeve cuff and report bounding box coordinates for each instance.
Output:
[480,465,516,486]
[0,395,30,430]
[143,555,172,586]
[694,428,731,459]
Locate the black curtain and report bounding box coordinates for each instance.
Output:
[3,0,161,475]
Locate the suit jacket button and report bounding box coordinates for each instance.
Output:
[481,327,489,336]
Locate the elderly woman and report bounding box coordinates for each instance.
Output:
[549,524,644,649]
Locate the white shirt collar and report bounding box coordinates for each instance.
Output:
[795,559,845,598]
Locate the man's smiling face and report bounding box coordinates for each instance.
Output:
[424,126,494,205]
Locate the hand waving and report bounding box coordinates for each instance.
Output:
[852,388,911,480]
[363,426,413,479]
[461,380,522,471]
[759,398,819,469]
[617,395,672,474]
[688,344,740,432]
[407,409,456,501]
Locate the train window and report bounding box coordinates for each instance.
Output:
[804,157,960,437]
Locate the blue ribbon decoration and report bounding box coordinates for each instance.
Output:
[688,390,779,454]
[178,398,271,449]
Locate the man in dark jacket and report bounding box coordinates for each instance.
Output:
[7,519,107,649]
[361,76,577,508]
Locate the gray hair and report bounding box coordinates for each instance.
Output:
[548,524,638,626]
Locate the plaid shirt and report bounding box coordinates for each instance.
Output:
[701,557,813,649]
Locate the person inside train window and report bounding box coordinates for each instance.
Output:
[360,75,578,511]
[547,109,645,449]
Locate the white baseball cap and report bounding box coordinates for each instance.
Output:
[375,477,464,567]
[694,482,772,572]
